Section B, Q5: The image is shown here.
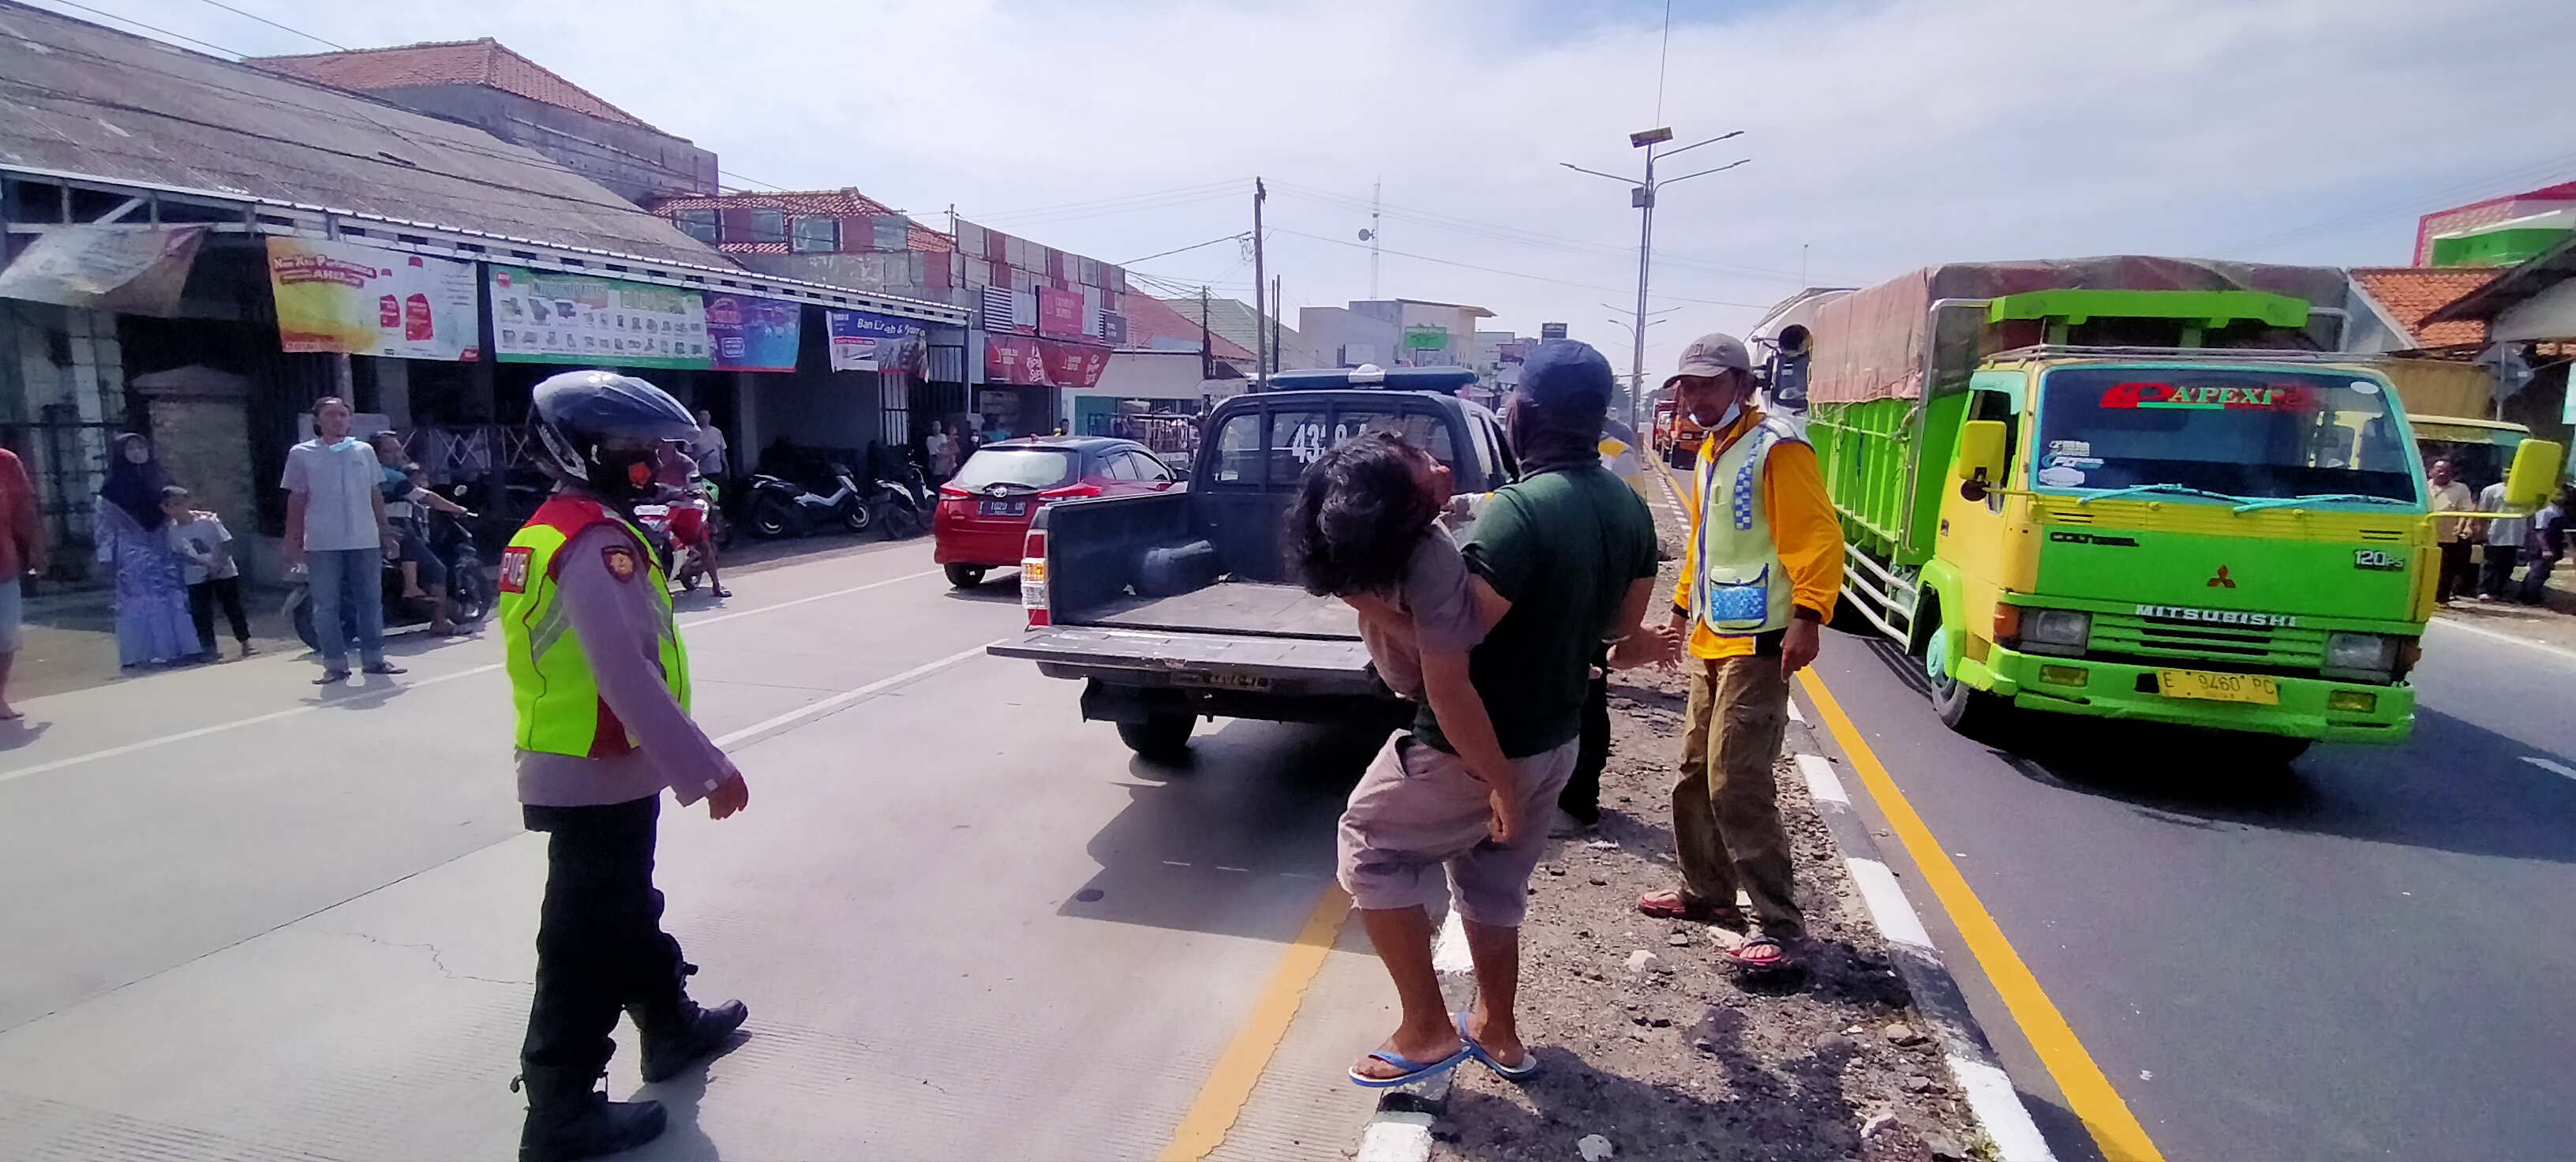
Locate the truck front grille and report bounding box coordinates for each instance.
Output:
[2087,611,2325,669]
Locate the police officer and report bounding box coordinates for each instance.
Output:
[504,370,751,1162]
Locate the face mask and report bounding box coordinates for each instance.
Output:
[1712,401,1743,430]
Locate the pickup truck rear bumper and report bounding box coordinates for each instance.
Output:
[987,626,1405,725]
[1978,645,2414,744]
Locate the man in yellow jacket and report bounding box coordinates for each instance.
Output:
[1638,333,1846,972]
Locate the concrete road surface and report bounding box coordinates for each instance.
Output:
[0,539,1399,1160]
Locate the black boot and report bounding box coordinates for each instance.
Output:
[515,1065,667,1162]
[628,994,750,1084]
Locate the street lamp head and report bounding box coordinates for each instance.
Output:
[1630,127,1674,148]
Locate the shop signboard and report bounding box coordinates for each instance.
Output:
[984,334,1110,388]
[1403,324,1450,350]
[826,308,928,374]
[2,226,208,318]
[1038,287,1085,338]
[488,264,709,369]
[706,294,800,373]
[264,237,479,360]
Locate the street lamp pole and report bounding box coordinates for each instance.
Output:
[1563,129,1747,429]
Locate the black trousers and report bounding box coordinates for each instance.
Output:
[2480,545,2522,598]
[1559,670,1611,824]
[521,796,687,1078]
[186,576,249,649]
[2437,542,2475,602]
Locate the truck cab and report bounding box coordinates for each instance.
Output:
[990,366,1515,757]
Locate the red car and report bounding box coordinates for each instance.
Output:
[934,436,1180,587]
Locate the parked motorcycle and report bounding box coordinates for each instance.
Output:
[633,481,724,591]
[867,452,930,541]
[286,504,491,650]
[743,463,871,538]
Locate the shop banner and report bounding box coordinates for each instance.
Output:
[1038,286,1085,338]
[826,309,928,373]
[985,334,1110,388]
[0,226,206,317]
[706,294,800,373]
[266,237,479,359]
[489,264,709,369]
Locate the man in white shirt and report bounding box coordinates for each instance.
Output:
[691,410,729,482]
[2479,476,2530,600]
[282,396,400,683]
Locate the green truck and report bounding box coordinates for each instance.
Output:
[1795,257,2561,759]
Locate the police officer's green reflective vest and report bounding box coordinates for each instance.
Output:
[1692,414,1805,637]
[498,494,691,758]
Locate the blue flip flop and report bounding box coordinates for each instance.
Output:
[1347,1042,1471,1089]
[1455,1011,1543,1082]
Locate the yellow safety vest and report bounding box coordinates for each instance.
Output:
[1692,416,1803,636]
[498,495,691,758]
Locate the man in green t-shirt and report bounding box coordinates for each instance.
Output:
[1337,341,1664,1087]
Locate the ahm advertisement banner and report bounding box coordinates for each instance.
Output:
[826,309,927,374]
[706,294,800,373]
[488,264,710,369]
[267,237,478,360]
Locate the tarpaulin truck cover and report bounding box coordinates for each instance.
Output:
[1807,256,2357,405]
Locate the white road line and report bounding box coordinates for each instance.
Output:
[1844,857,1935,950]
[0,568,947,785]
[1432,905,1473,973]
[1787,699,1807,724]
[2428,616,2576,665]
[1945,1055,2060,1162]
[2522,755,2576,780]
[713,639,997,748]
[1354,1112,1436,1162]
[1797,752,1848,804]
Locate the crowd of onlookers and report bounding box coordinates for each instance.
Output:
[2426,455,2572,606]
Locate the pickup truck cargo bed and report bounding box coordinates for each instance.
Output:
[1085,583,1359,639]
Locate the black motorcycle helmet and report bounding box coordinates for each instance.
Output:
[527,370,701,509]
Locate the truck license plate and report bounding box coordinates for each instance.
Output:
[1176,671,1271,692]
[2155,669,2278,705]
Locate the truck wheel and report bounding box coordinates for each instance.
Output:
[1117,714,1194,759]
[945,564,987,589]
[1923,615,2010,737]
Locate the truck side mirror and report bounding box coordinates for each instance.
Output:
[2504,438,2566,511]
[1956,419,2009,489]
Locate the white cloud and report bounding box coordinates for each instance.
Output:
[39,0,2576,377]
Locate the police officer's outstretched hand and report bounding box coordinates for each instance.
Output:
[706,773,750,820]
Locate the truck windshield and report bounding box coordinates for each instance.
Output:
[2034,366,2419,504]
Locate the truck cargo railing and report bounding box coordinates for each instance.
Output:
[1840,547,1915,644]
[1980,342,2376,365]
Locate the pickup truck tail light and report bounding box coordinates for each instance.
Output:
[1021,527,1050,628]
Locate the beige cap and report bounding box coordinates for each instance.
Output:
[1663,332,1751,390]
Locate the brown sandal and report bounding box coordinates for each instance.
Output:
[1636,890,1744,925]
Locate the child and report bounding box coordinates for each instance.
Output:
[160,485,251,661]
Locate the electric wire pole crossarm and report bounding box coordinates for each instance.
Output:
[1560,129,1749,428]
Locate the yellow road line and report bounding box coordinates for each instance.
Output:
[1157,883,1356,1161]
[1798,672,2166,1162]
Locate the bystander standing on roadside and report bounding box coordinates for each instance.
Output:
[0,443,45,718]
[2477,474,2529,601]
[691,410,729,485]
[284,398,402,684]
[925,421,957,485]
[2519,486,2572,605]
[1638,333,1848,973]
[2428,459,2477,605]
[1304,341,1664,1089]
[161,485,251,662]
[95,433,198,670]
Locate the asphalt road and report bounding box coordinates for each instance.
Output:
[0,539,1399,1160]
[1797,550,2576,1159]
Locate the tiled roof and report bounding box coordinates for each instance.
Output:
[644,189,954,253]
[2351,267,2499,348]
[251,39,653,130]
[1120,292,1253,361]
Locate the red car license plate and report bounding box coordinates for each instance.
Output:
[979,500,1027,517]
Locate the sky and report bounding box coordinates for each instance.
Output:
[24,0,2576,380]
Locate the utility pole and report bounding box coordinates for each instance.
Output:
[1368,182,1382,299]
[1252,178,1267,389]
[1200,285,1213,381]
[1271,276,1284,376]
[1563,130,1747,429]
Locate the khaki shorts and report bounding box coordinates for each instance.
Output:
[1335,733,1579,927]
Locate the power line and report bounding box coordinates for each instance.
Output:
[192,0,342,51]
[32,0,248,57]
[1267,179,1824,284]
[2215,148,2576,257]
[1267,227,1769,309]
[1119,233,1247,266]
[964,178,1245,219]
